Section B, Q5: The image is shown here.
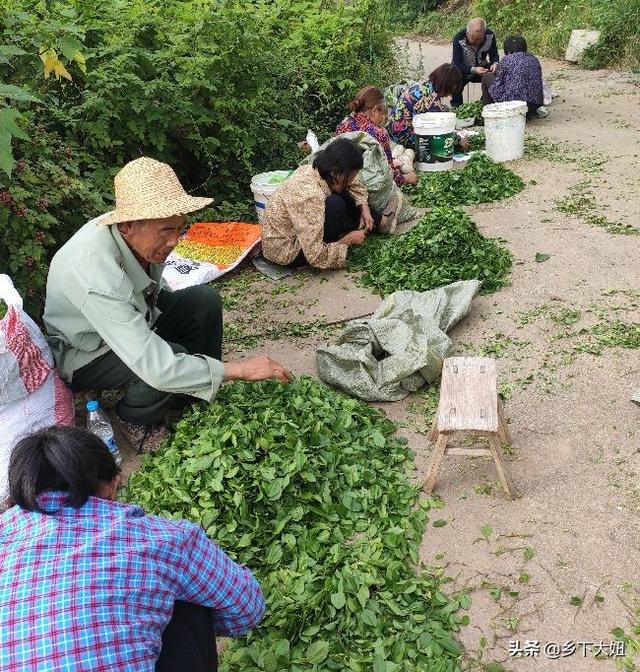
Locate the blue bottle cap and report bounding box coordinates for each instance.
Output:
[86,400,99,412]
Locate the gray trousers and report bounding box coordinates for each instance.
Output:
[71,285,223,425]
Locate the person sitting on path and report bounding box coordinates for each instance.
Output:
[262,138,394,270]
[451,18,499,108]
[336,86,418,186]
[387,64,463,148]
[44,157,291,449]
[0,425,265,672]
[481,35,547,119]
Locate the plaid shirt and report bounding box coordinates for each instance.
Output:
[0,492,265,672]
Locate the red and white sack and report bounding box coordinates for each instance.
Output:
[0,275,74,500]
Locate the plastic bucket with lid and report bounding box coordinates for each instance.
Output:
[250,170,292,221]
[482,101,527,162]
[413,112,457,172]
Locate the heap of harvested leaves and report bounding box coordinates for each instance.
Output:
[408,153,524,207]
[455,100,483,121]
[349,206,513,296]
[125,377,467,672]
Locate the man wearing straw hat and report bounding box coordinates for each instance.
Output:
[44,157,291,446]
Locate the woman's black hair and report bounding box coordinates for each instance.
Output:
[504,35,527,54]
[312,137,364,187]
[429,63,463,98]
[8,426,120,514]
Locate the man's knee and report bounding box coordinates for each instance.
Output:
[179,285,222,317]
[325,193,347,220]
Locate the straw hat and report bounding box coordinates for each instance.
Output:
[100,157,213,226]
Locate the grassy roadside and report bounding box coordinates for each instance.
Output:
[407,0,640,69]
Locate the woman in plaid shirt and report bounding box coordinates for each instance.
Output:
[0,426,264,672]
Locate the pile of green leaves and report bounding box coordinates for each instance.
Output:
[454,101,483,121]
[124,377,467,672]
[408,154,524,208]
[0,300,6,320]
[349,206,513,296]
[467,132,485,152]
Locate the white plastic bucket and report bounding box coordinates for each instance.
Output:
[413,112,457,172]
[482,101,527,162]
[250,170,291,221]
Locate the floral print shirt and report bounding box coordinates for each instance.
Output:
[387,81,449,147]
[336,113,405,185]
[489,52,544,107]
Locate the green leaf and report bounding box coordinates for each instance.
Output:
[274,639,290,657]
[480,524,492,540]
[306,640,330,664]
[360,608,377,627]
[432,519,447,527]
[0,108,29,176]
[330,592,346,609]
[373,653,387,672]
[569,595,583,606]
[0,45,26,57]
[0,84,41,104]
[523,546,535,561]
[58,37,84,61]
[611,627,626,640]
[535,252,551,262]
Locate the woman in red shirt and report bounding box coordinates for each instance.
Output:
[336,86,418,186]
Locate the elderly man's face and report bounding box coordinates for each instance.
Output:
[119,215,186,265]
[467,26,486,46]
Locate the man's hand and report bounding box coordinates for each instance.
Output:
[339,229,367,246]
[473,66,488,76]
[359,204,375,232]
[403,171,418,186]
[457,137,470,152]
[490,63,498,73]
[223,356,292,384]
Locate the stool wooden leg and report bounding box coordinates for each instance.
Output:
[497,398,512,446]
[427,414,439,443]
[423,433,449,494]
[489,434,514,500]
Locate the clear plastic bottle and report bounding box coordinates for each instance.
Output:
[86,400,122,467]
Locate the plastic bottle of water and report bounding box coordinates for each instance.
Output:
[86,400,122,467]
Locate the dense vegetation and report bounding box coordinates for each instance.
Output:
[414,0,640,69]
[0,0,397,315]
[125,377,468,671]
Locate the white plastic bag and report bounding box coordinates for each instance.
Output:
[0,275,74,500]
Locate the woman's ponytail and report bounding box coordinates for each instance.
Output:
[8,426,120,513]
[348,86,385,114]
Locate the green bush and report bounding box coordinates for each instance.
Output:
[0,123,108,316]
[0,0,397,316]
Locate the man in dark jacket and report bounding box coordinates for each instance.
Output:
[451,18,499,107]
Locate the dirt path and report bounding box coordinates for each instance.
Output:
[218,40,640,670]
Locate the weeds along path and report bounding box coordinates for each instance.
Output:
[218,40,640,670]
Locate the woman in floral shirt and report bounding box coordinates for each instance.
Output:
[388,64,463,147]
[336,86,418,186]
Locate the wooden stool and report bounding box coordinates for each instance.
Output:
[424,357,515,499]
